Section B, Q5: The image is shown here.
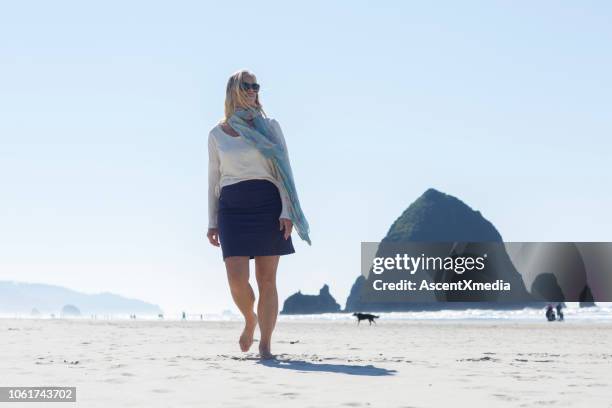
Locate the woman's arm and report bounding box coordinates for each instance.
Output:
[208,131,221,229]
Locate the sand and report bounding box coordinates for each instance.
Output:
[2,317,611,407]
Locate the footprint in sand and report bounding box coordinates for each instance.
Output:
[151,389,173,394]
[103,378,125,384]
[492,393,519,402]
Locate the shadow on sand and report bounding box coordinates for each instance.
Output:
[257,358,397,376]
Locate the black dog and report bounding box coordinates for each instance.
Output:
[352,312,379,325]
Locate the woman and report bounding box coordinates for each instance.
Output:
[206,69,311,360]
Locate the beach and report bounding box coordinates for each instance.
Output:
[2,317,611,407]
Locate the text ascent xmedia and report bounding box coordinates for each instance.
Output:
[372,279,511,292]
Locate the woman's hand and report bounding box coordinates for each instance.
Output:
[279,218,293,240]
[207,228,220,247]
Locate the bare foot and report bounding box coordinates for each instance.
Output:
[259,345,276,360]
[239,312,257,352]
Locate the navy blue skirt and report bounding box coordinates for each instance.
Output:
[218,179,295,260]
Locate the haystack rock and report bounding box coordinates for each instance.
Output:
[345,188,536,312]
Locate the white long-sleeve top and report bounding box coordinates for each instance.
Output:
[208,117,292,229]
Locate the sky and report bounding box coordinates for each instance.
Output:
[1,1,611,316]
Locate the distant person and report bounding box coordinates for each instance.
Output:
[182,311,186,320]
[205,70,311,360]
[546,304,556,321]
[556,303,564,321]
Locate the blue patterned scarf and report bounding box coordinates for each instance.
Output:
[228,107,312,246]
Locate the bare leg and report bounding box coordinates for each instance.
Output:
[255,255,280,360]
[224,256,258,352]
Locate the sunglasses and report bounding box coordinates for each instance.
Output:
[240,81,260,92]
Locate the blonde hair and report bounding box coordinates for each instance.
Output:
[220,69,267,124]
